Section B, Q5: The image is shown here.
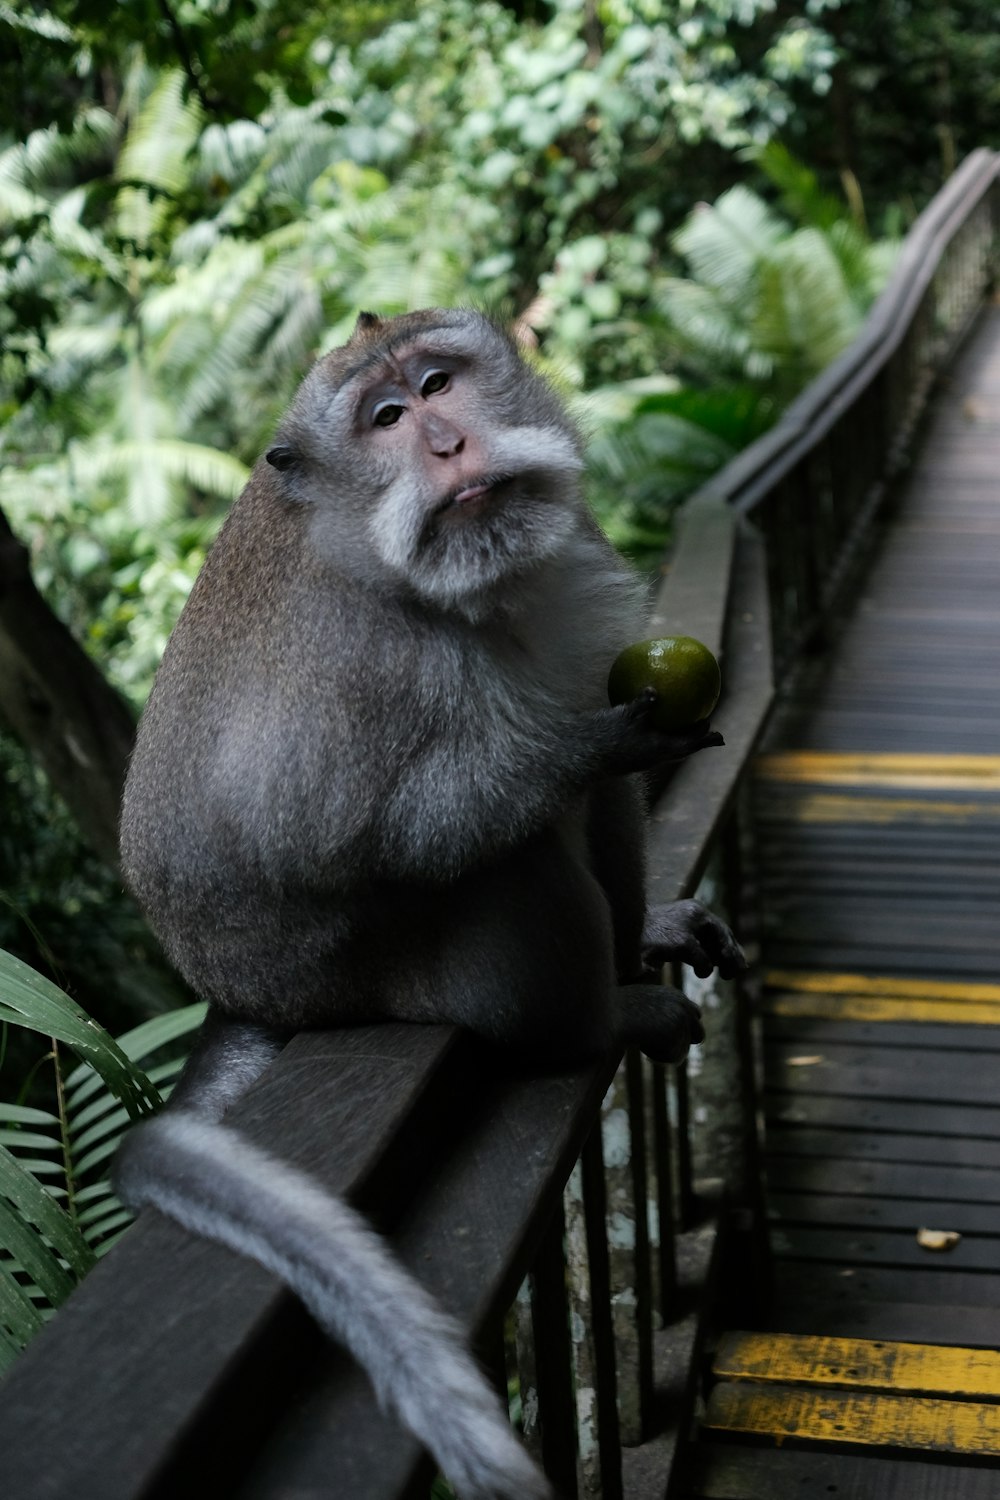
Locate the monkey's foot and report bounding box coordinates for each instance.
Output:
[616,984,704,1065]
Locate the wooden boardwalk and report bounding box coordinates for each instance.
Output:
[685,306,1000,1494]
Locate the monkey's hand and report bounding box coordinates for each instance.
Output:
[642,899,747,980]
[601,689,723,775]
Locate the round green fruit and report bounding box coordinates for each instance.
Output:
[608,635,721,732]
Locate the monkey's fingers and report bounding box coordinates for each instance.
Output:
[642,900,748,978]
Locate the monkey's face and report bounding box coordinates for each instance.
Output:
[269,310,586,612]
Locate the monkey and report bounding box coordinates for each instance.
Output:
[115,307,745,1500]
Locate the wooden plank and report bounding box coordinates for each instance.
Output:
[704,1379,1000,1456]
[713,1331,1000,1399]
[240,1051,623,1500]
[770,1225,1000,1272]
[770,1298,1000,1350]
[757,790,1000,823]
[764,1156,1000,1203]
[525,1201,579,1497]
[769,1192,1000,1236]
[766,1015,1000,1049]
[0,1024,462,1500]
[619,1220,722,1499]
[756,751,1000,789]
[645,522,773,903]
[771,1260,1000,1311]
[765,971,1000,1002]
[647,493,735,662]
[766,1123,1000,1166]
[764,1046,1000,1108]
[765,1010,1000,1049]
[686,1441,1000,1499]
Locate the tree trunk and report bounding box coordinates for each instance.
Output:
[0,504,135,868]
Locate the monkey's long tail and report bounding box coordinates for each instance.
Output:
[116,1112,552,1500]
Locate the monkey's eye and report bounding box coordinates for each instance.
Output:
[421,370,450,398]
[372,402,405,428]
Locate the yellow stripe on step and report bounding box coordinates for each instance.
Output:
[763,992,1000,1025]
[767,791,1000,824]
[765,971,1000,1004]
[714,1332,1000,1400]
[704,1381,1000,1456]
[755,752,1000,789]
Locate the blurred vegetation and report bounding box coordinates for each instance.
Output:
[0,0,991,1063]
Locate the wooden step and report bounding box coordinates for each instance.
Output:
[704,1332,1000,1459]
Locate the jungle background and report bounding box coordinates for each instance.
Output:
[1,0,998,1138]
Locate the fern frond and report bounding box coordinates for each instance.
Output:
[672,185,785,302]
[751,141,847,232]
[116,71,204,197]
[17,108,117,192]
[0,951,159,1119]
[67,439,248,524]
[114,71,203,248]
[0,3,75,43]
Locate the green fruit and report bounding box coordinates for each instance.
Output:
[608,636,721,732]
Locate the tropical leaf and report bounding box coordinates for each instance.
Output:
[672,185,786,303]
[0,3,74,43]
[0,951,159,1119]
[115,70,203,198]
[115,71,203,248]
[0,996,206,1366]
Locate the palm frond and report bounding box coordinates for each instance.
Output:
[67,438,249,525]
[115,71,203,248]
[751,141,848,233]
[0,999,206,1365]
[116,71,204,198]
[0,951,159,1119]
[0,3,75,43]
[672,185,786,303]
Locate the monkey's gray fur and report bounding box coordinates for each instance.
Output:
[116,307,745,1499]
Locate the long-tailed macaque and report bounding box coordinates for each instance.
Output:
[116,308,744,1500]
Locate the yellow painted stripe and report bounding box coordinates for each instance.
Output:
[714,1332,1000,1400]
[764,992,1000,1025]
[756,751,1000,789]
[771,791,1000,824]
[765,971,1000,1003]
[705,1381,1000,1455]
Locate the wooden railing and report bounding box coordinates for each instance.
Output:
[1,150,997,1500]
[711,146,1000,675]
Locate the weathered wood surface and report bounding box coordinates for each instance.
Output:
[756,305,1000,1339]
[693,254,1000,1498]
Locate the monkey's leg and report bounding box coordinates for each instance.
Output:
[585,775,648,981]
[114,1014,551,1500]
[379,830,703,1069]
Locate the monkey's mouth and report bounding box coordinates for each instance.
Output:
[435,474,513,518]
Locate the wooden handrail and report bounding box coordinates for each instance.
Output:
[708,149,1000,516]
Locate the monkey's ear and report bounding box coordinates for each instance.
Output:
[265,444,297,472]
[353,310,383,338]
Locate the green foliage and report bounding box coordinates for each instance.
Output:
[653,151,895,403]
[779,0,1000,214]
[1,3,890,704]
[0,946,204,1370]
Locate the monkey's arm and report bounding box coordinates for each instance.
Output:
[641,899,746,979]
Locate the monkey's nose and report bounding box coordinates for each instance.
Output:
[424,414,466,458]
